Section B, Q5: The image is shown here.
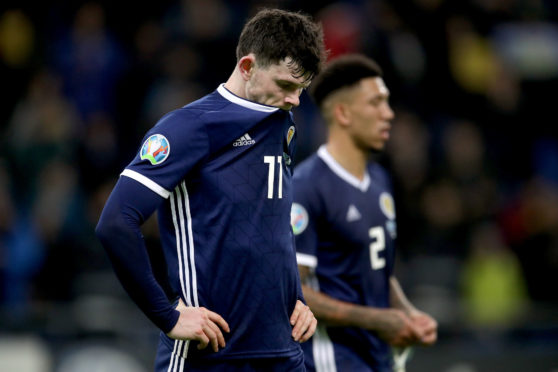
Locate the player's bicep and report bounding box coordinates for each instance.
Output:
[116,175,165,222]
[97,176,165,240]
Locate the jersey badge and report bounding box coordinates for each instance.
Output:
[140,134,170,165]
[291,203,309,235]
[286,126,295,146]
[283,152,292,166]
[386,220,397,239]
[233,133,256,147]
[379,192,395,220]
[346,204,362,222]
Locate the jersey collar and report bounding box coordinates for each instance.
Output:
[217,84,279,113]
[317,145,371,192]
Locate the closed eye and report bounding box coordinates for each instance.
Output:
[277,81,297,91]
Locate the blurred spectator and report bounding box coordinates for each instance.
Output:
[386,109,431,258]
[162,0,237,88]
[141,42,205,127]
[50,2,127,120]
[0,161,45,325]
[317,2,363,59]
[461,222,528,328]
[447,16,498,96]
[387,109,430,194]
[4,69,79,202]
[0,9,36,126]
[0,9,34,68]
[441,119,498,222]
[492,20,558,81]
[32,159,86,302]
[420,178,468,257]
[499,178,558,306]
[77,111,119,192]
[114,20,166,155]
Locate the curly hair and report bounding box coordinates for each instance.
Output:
[236,8,326,82]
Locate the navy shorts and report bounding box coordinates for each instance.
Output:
[154,333,306,372]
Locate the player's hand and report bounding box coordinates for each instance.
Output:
[290,300,317,343]
[167,298,230,352]
[409,310,437,346]
[375,308,422,347]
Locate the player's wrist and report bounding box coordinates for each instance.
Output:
[161,308,181,334]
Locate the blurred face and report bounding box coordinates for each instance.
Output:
[345,77,394,152]
[245,57,311,111]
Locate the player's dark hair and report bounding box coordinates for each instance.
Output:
[310,54,383,108]
[236,8,326,82]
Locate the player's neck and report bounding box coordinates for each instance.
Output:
[326,139,368,181]
[224,69,247,99]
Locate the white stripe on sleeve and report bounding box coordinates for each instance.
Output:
[296,252,318,268]
[121,169,171,198]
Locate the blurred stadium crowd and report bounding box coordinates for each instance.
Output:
[1,0,558,371]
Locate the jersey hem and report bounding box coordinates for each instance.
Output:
[160,331,302,360]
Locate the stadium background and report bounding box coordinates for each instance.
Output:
[1,0,557,370]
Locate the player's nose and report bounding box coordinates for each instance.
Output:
[383,102,395,120]
[284,92,300,108]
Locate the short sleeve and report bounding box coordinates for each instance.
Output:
[123,109,209,198]
[291,172,321,270]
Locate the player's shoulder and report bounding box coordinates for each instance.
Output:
[147,90,228,136]
[293,152,325,181]
[368,161,388,177]
[292,152,332,208]
[190,88,284,129]
[183,89,229,114]
[155,90,230,122]
[152,105,204,130]
[368,161,392,189]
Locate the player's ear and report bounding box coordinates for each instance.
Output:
[238,54,256,81]
[333,102,351,127]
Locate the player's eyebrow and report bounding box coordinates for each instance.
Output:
[276,78,309,91]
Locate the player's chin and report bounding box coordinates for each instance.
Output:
[368,142,386,154]
[279,104,293,111]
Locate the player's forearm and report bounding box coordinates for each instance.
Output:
[301,285,391,330]
[96,178,179,333]
[389,276,417,315]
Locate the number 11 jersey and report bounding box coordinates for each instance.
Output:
[123,84,302,361]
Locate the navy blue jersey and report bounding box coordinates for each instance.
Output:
[123,85,302,361]
[291,145,397,371]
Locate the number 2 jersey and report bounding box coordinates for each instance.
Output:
[291,145,397,371]
[99,84,303,361]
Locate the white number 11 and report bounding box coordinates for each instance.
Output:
[264,155,283,199]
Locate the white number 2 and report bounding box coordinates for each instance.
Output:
[369,226,385,270]
[264,155,283,199]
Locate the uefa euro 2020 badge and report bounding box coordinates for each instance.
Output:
[291,203,309,235]
[140,134,170,165]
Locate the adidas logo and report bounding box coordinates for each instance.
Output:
[346,204,362,222]
[233,133,256,147]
